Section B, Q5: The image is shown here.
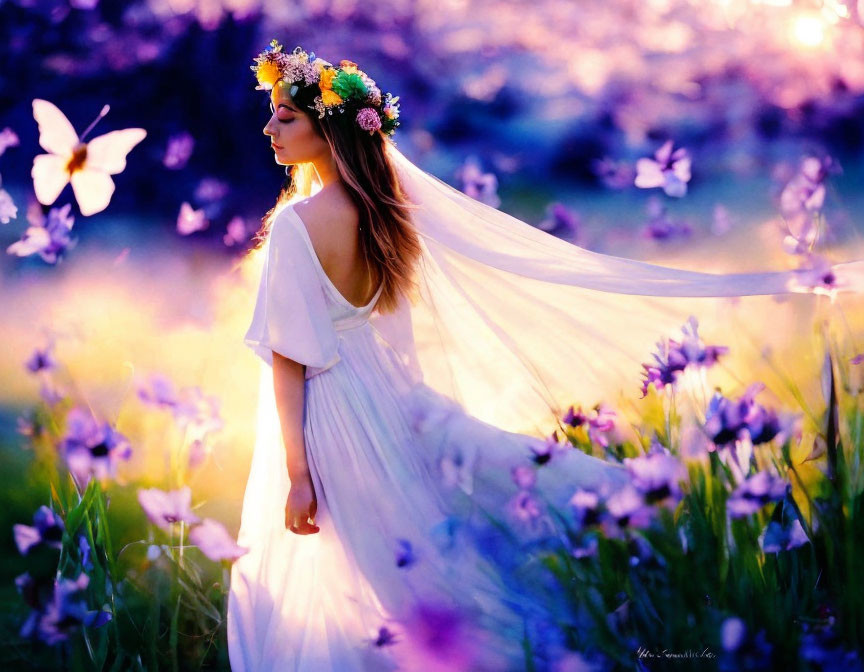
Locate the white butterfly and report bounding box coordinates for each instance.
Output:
[31,99,146,216]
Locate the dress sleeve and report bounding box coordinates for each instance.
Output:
[243,206,340,374]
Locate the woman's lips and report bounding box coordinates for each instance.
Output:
[271,142,283,150]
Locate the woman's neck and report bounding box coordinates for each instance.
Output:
[312,156,341,189]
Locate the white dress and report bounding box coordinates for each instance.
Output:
[227,204,634,672]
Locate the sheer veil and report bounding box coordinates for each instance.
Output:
[365,141,864,436]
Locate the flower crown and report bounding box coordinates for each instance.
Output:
[251,40,400,137]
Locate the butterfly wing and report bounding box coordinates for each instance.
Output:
[85,129,147,175]
[70,170,115,216]
[32,99,78,156]
[32,154,71,206]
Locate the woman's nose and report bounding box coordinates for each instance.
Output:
[263,120,275,137]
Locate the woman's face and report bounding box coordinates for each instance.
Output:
[263,81,331,165]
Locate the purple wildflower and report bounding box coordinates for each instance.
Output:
[173,386,223,439]
[371,625,399,647]
[511,464,536,489]
[602,484,654,535]
[78,534,94,571]
[509,489,543,522]
[640,316,728,398]
[457,156,501,208]
[188,518,249,562]
[136,372,178,409]
[779,156,839,217]
[787,252,840,297]
[194,177,229,204]
[223,215,249,246]
[6,204,76,264]
[137,486,201,531]
[568,488,601,528]
[400,602,480,672]
[704,382,797,448]
[529,431,568,465]
[394,538,416,568]
[17,572,111,645]
[727,471,788,518]
[537,203,580,241]
[635,140,692,198]
[721,617,747,652]
[592,156,635,189]
[356,107,382,134]
[623,449,685,506]
[177,201,208,235]
[0,127,20,156]
[13,505,65,555]
[59,408,133,485]
[25,343,57,374]
[0,180,17,224]
[439,446,476,494]
[162,132,194,170]
[760,518,809,553]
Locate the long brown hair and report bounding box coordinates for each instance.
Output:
[250,91,421,314]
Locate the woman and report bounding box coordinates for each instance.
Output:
[227,42,864,671]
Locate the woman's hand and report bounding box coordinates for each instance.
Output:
[285,473,319,535]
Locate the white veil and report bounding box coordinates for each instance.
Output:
[367,141,864,436]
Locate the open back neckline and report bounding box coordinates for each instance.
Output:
[284,205,384,312]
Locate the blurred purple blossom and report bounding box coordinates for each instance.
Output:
[640,316,728,398]
[779,156,840,217]
[188,518,249,562]
[509,489,543,523]
[704,382,799,449]
[25,343,57,374]
[194,177,229,205]
[529,431,569,465]
[173,385,223,439]
[760,518,809,553]
[623,448,685,506]
[711,204,734,236]
[0,127,20,156]
[78,534,94,571]
[641,197,692,241]
[592,156,635,190]
[13,505,65,555]
[400,601,479,672]
[457,156,501,208]
[602,484,654,535]
[0,178,17,224]
[177,201,208,235]
[787,252,840,297]
[635,140,692,198]
[59,408,133,485]
[371,625,399,647]
[568,488,601,528]
[439,447,475,494]
[136,372,179,409]
[223,215,250,246]
[726,470,788,518]
[137,486,201,531]
[562,403,620,448]
[17,572,111,646]
[6,204,76,264]
[511,464,536,489]
[162,132,195,169]
[721,617,747,652]
[537,203,580,242]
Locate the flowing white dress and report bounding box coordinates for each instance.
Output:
[226,203,633,672]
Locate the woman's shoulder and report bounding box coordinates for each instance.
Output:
[292,192,359,265]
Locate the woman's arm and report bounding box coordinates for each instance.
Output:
[272,351,319,535]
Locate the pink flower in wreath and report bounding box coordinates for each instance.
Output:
[356,107,382,134]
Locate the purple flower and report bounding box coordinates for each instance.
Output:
[511,464,536,489]
[727,471,788,518]
[529,431,568,465]
[779,156,839,217]
[568,488,601,528]
[394,538,416,568]
[188,518,249,562]
[787,252,840,297]
[400,602,480,672]
[457,156,501,208]
[0,182,17,224]
[562,405,588,428]
[602,484,654,534]
[371,625,399,647]
[177,201,208,235]
[17,572,111,645]
[0,127,20,156]
[509,489,543,522]
[537,203,580,241]
[760,518,809,553]
[223,216,249,246]
[59,408,133,485]
[78,534,94,571]
[356,107,382,134]
[173,386,223,439]
[640,316,728,398]
[162,132,194,170]
[194,177,229,205]
[137,486,201,531]
[721,617,747,652]
[635,140,692,197]
[592,156,635,190]
[439,447,476,494]
[136,372,178,409]
[623,450,685,506]
[25,343,57,374]
[704,382,797,449]
[13,506,65,555]
[7,204,76,264]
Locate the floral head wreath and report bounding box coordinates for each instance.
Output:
[251,40,401,137]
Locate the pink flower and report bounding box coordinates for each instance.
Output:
[356,107,382,134]
[188,518,248,562]
[137,486,201,531]
[635,140,692,197]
